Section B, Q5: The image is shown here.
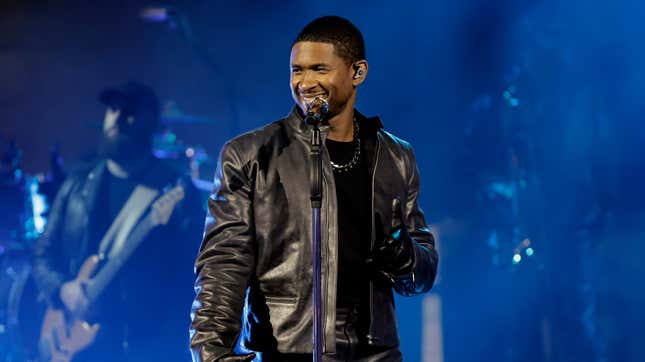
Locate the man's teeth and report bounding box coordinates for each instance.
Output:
[303,95,326,102]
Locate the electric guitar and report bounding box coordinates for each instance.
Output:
[38,185,185,362]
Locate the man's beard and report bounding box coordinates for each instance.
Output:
[98,133,149,162]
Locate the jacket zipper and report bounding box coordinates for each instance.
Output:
[367,134,381,344]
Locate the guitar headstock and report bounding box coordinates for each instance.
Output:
[150,185,185,226]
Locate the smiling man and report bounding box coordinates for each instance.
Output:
[190,16,438,362]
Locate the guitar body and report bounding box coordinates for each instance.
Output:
[39,308,99,362]
[39,255,100,362]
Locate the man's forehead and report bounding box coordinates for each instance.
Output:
[290,41,341,64]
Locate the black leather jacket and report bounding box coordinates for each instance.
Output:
[190,108,438,361]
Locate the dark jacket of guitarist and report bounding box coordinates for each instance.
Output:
[32,81,204,362]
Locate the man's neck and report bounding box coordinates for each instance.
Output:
[106,155,151,179]
[327,105,355,142]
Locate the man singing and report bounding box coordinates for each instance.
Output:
[190,16,438,361]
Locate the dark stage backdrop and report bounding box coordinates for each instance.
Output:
[2,1,645,361]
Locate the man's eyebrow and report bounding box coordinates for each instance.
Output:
[291,63,331,69]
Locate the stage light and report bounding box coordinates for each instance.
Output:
[30,178,47,233]
[512,253,522,264]
[526,247,534,256]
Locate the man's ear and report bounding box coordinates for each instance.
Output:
[352,60,368,86]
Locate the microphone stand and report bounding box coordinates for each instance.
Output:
[309,123,323,362]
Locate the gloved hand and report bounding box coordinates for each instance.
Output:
[216,353,256,362]
[368,198,415,276]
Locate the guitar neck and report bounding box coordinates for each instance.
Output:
[86,214,154,303]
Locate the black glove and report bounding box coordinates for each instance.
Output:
[216,353,256,362]
[368,198,415,276]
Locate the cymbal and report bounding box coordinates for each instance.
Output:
[152,133,215,172]
[161,100,216,125]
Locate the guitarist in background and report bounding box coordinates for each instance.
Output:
[32,81,203,362]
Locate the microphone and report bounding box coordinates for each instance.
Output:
[304,97,329,126]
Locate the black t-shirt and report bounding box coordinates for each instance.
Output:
[325,131,371,318]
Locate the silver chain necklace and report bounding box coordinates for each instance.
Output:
[330,119,360,173]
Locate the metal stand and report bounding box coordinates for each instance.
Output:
[309,125,323,362]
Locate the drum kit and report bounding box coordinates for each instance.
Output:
[0,141,45,361]
[0,101,216,361]
[155,100,217,191]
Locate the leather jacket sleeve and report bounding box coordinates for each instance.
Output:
[392,146,439,296]
[32,176,74,304]
[190,141,257,362]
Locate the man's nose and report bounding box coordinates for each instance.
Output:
[103,108,121,131]
[299,71,318,91]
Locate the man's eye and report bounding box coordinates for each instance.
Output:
[292,69,302,74]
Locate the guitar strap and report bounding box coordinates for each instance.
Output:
[97,185,159,260]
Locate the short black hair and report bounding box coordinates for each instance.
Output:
[293,16,366,64]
